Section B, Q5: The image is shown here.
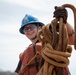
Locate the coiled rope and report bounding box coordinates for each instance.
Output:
[36,4,76,75]
[37,18,72,75]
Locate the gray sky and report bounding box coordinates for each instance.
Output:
[0,0,76,75]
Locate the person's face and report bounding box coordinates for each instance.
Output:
[23,24,38,40]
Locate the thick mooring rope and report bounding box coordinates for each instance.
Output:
[37,18,72,75]
[36,4,76,75]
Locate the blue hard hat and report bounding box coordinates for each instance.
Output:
[19,14,44,34]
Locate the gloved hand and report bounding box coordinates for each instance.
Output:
[53,6,68,24]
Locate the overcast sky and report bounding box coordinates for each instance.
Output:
[0,0,76,75]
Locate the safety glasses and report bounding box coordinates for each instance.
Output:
[23,24,37,33]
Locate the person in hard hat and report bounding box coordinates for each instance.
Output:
[15,12,74,75]
[15,14,44,75]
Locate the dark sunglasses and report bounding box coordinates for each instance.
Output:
[23,24,37,33]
